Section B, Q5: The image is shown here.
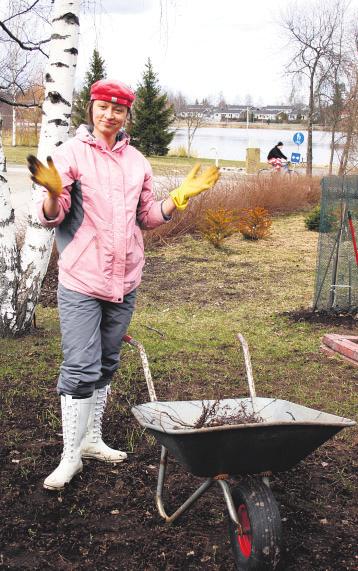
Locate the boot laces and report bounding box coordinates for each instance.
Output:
[92,388,108,441]
[62,400,79,461]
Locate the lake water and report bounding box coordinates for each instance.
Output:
[170,127,338,165]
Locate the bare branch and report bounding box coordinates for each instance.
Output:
[0,20,49,58]
[0,95,41,107]
[3,0,42,23]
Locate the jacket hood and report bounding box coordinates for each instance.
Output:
[75,124,130,152]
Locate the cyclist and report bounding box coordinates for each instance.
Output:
[267,142,288,173]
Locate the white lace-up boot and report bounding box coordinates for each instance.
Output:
[43,394,92,490]
[81,386,127,463]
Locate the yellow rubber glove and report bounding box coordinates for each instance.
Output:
[27,155,63,197]
[170,163,220,210]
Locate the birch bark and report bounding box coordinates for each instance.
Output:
[0,118,6,172]
[0,0,80,337]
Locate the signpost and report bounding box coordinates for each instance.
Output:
[292,132,305,165]
[293,132,304,145]
[291,152,301,164]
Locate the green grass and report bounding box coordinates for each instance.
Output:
[4,144,257,172]
[0,213,356,446]
[4,144,38,165]
[148,154,246,174]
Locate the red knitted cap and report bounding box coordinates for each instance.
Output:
[90,79,135,108]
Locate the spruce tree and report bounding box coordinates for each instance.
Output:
[72,49,106,127]
[130,59,174,156]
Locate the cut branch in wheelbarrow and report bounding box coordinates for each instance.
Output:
[137,399,268,431]
[194,400,264,428]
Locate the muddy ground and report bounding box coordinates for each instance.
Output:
[1,251,357,571]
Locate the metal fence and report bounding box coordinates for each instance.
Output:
[313,176,358,313]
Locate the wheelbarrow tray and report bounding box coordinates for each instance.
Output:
[132,397,355,477]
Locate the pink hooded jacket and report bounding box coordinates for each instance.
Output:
[37,125,167,303]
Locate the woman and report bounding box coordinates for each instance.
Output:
[28,79,219,490]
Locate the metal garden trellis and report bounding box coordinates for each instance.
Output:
[313,176,358,313]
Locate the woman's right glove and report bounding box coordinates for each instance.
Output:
[170,163,220,210]
[27,155,63,197]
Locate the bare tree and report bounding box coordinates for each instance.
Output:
[0,0,51,111]
[337,23,358,174]
[316,16,347,174]
[0,0,80,337]
[16,79,45,144]
[185,112,205,157]
[281,0,347,176]
[0,0,52,60]
[172,95,208,157]
[217,91,227,108]
[167,90,187,116]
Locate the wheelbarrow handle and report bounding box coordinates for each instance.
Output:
[122,333,257,406]
[237,334,257,403]
[122,334,158,402]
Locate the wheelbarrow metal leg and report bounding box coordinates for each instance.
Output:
[217,479,240,528]
[155,446,214,523]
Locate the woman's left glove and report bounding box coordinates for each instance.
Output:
[27,155,63,197]
[170,163,220,210]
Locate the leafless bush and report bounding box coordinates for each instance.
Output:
[144,174,321,247]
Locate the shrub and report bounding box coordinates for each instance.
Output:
[304,205,321,231]
[238,207,272,240]
[168,146,197,158]
[199,208,239,248]
[304,205,337,232]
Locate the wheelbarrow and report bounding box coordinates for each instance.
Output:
[123,333,355,570]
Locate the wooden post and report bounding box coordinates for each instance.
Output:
[246,147,260,174]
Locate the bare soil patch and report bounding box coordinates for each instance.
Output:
[0,382,356,570]
[283,309,357,329]
[3,227,357,570]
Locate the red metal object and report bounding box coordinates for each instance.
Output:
[237,504,252,558]
[347,211,358,266]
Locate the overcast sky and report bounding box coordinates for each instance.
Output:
[76,0,357,106]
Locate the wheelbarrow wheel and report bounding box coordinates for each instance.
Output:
[227,478,282,570]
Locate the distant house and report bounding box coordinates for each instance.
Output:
[254,105,293,122]
[215,105,249,122]
[177,104,214,120]
[177,103,310,124]
[288,108,309,122]
[0,99,13,130]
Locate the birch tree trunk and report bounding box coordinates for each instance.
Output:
[0,173,18,333]
[0,118,6,172]
[12,103,16,147]
[0,0,80,337]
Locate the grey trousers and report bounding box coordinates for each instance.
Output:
[57,284,136,397]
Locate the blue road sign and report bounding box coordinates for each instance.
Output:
[291,152,301,164]
[293,132,304,145]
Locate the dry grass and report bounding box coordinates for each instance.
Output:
[3,128,39,147]
[145,174,321,246]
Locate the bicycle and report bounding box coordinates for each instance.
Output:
[258,159,299,178]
